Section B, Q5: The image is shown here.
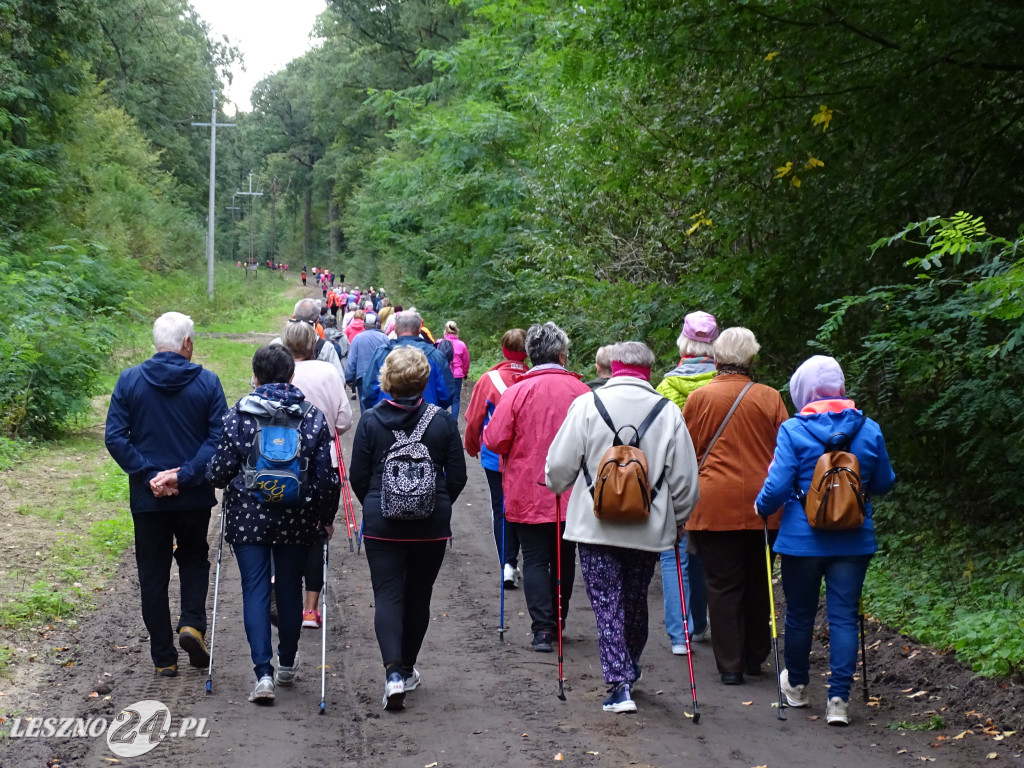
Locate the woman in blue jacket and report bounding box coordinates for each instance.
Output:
[755,355,895,726]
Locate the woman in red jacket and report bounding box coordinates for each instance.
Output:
[484,322,590,652]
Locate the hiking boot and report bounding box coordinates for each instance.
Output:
[671,643,689,656]
[249,675,275,705]
[178,627,210,668]
[826,696,850,726]
[503,564,521,589]
[302,609,322,629]
[602,682,636,714]
[155,664,177,677]
[720,672,744,685]
[383,671,405,711]
[531,631,554,653]
[403,668,421,692]
[276,655,298,687]
[779,669,809,707]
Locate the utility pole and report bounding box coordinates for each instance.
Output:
[191,90,236,299]
[225,194,241,265]
[236,171,263,272]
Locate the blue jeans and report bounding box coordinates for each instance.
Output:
[450,378,464,419]
[659,538,708,645]
[781,554,872,702]
[234,543,309,679]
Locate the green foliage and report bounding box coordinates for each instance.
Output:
[0,242,141,437]
[888,715,946,732]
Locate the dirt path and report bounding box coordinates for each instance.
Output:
[3,296,1023,766]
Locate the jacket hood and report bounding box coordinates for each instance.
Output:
[664,357,716,378]
[794,406,866,448]
[789,355,845,411]
[237,383,306,418]
[659,370,715,393]
[140,351,204,392]
[518,365,584,382]
[373,398,435,432]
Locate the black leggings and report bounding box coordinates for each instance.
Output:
[303,538,326,593]
[363,538,447,673]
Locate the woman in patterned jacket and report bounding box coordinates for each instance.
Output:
[207,344,340,705]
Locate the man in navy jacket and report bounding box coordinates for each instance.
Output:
[105,312,227,677]
[359,311,454,413]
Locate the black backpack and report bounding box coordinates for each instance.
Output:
[435,338,455,365]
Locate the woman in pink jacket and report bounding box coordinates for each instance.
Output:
[484,322,590,652]
[443,321,470,419]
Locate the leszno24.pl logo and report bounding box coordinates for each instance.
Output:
[7,699,209,757]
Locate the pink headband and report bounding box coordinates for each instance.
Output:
[503,347,528,362]
[610,361,651,381]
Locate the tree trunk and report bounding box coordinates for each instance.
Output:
[328,178,339,257]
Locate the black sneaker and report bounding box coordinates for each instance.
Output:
[531,631,554,653]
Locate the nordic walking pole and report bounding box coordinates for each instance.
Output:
[319,529,329,714]
[674,539,700,723]
[206,509,226,695]
[763,517,787,720]
[498,509,506,643]
[860,596,869,703]
[555,494,566,701]
[334,436,354,552]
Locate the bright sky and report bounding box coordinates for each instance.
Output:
[189,0,328,114]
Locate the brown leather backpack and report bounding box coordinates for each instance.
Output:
[583,394,670,523]
[798,415,868,530]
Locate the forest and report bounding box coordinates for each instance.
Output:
[2,0,1023,676]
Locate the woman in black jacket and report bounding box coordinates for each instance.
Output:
[349,346,467,711]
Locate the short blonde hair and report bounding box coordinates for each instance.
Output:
[379,346,431,397]
[713,327,761,367]
[282,320,317,360]
[444,320,459,336]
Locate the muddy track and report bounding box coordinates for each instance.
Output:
[3,402,1023,767]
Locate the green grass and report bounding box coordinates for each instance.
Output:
[888,715,946,731]
[0,581,81,628]
[0,645,16,676]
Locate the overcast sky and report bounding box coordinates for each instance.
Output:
[189,0,328,114]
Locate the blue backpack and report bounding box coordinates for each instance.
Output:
[243,402,313,506]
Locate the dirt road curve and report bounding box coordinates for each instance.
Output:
[3,407,1022,768]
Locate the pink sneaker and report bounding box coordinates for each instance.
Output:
[302,609,321,628]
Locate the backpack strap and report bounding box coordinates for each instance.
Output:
[698,381,754,471]
[583,394,671,495]
[487,370,508,394]
[391,404,440,444]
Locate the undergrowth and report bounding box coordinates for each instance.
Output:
[866,485,1024,678]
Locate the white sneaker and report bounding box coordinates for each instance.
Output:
[826,696,849,726]
[403,668,421,692]
[248,675,275,704]
[779,669,808,707]
[691,627,711,643]
[275,656,297,687]
[671,644,689,655]
[503,564,521,589]
[383,671,405,711]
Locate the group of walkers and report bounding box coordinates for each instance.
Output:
[105,294,893,726]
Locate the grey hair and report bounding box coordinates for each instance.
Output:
[609,341,656,368]
[395,311,423,335]
[294,298,320,323]
[281,320,317,360]
[713,327,761,367]
[676,332,716,359]
[594,345,614,376]
[153,312,194,352]
[525,322,570,366]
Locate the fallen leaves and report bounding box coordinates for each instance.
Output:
[554,754,564,761]
[742,701,753,706]
[424,763,438,768]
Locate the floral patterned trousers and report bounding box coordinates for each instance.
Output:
[577,543,658,685]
